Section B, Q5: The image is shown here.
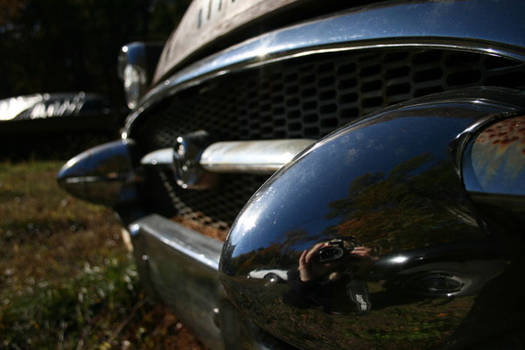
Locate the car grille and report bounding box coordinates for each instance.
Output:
[133,48,525,240]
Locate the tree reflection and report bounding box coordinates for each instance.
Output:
[325,153,482,255]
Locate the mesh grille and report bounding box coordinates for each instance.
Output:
[133,48,525,240]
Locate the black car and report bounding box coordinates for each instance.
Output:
[58,1,525,349]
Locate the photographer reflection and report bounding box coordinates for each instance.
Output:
[284,238,374,315]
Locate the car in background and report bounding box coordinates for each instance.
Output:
[57,0,525,349]
[0,92,117,158]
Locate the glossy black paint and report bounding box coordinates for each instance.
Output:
[220,88,525,350]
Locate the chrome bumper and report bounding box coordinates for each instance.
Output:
[128,214,224,350]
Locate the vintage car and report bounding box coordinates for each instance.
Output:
[0,92,116,158]
[57,0,525,349]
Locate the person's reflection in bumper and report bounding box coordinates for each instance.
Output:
[285,238,374,315]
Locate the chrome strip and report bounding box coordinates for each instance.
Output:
[124,0,525,134]
[200,139,315,174]
[140,139,315,174]
[133,214,222,270]
[129,214,224,349]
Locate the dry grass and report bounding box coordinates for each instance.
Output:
[0,160,204,349]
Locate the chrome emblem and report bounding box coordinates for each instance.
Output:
[173,130,218,190]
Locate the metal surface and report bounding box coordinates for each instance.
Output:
[118,42,163,83]
[118,42,163,109]
[172,130,218,189]
[129,214,224,349]
[153,0,305,82]
[140,148,174,166]
[129,214,294,350]
[0,92,109,121]
[57,140,139,207]
[200,139,315,174]
[125,0,525,133]
[140,139,315,176]
[220,88,525,350]
[131,46,525,234]
[462,115,525,197]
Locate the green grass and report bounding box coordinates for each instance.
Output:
[0,160,203,349]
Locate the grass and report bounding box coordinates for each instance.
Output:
[0,160,204,349]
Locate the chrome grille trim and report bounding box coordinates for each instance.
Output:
[141,139,315,174]
[201,139,314,174]
[124,0,525,135]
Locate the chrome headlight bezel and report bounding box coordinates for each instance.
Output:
[122,64,147,110]
[118,42,163,110]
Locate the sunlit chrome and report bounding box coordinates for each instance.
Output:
[0,92,107,121]
[140,148,174,166]
[0,94,43,121]
[57,140,139,206]
[125,0,525,133]
[140,139,315,175]
[123,65,147,110]
[129,214,224,349]
[118,42,163,109]
[200,139,315,174]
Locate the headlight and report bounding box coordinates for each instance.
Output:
[118,42,163,110]
[123,64,147,110]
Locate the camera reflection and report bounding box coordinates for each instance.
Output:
[285,237,374,315]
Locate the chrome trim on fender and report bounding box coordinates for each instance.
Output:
[125,0,525,134]
[140,139,315,175]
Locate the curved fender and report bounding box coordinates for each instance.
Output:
[220,88,525,350]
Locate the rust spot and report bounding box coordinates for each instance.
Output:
[470,115,525,196]
[477,116,525,151]
[172,215,228,241]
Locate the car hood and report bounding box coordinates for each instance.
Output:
[153,0,304,84]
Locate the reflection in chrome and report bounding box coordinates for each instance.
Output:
[286,238,373,315]
[248,269,288,281]
[220,88,525,349]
